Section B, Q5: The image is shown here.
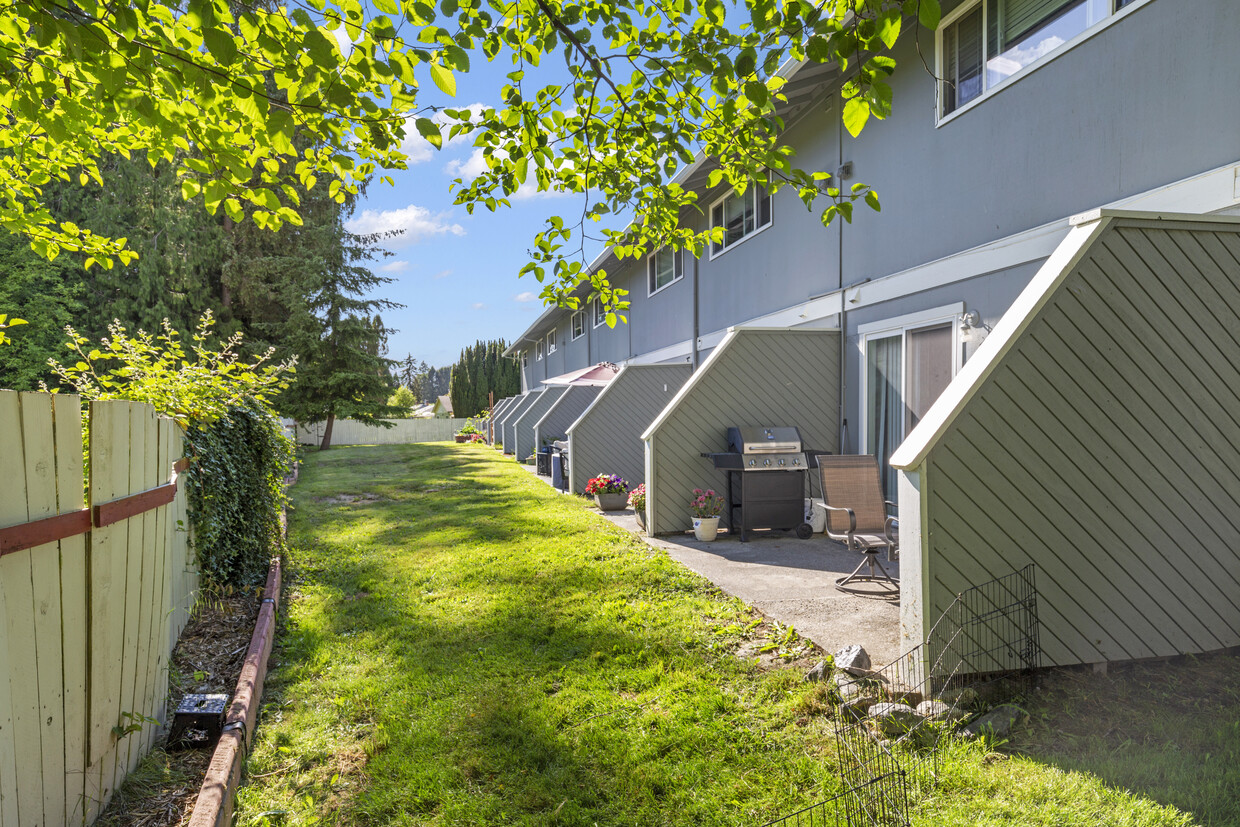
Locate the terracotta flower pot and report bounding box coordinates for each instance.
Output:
[693,516,720,541]
[595,492,628,511]
[454,434,468,443]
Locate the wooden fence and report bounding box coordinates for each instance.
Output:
[291,417,471,446]
[0,392,198,827]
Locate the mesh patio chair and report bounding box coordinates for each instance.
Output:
[815,454,899,594]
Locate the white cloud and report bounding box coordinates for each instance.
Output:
[445,148,572,202]
[444,147,490,179]
[346,205,466,245]
[379,260,410,273]
[329,23,356,58]
[513,291,539,303]
[472,302,485,310]
[433,268,453,280]
[400,103,490,164]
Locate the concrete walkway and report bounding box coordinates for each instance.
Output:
[519,462,902,666]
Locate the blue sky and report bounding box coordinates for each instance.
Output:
[340,40,610,369]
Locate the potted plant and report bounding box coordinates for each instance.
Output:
[628,484,647,530]
[586,474,629,511]
[690,488,724,541]
[455,421,482,443]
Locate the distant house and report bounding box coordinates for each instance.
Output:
[411,403,436,419]
[432,395,453,418]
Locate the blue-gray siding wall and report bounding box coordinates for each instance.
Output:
[514,0,1240,393]
[568,364,692,495]
[840,260,1041,453]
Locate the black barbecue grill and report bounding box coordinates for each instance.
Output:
[702,427,826,542]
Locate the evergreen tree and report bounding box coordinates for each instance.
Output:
[275,198,403,449]
[448,339,520,418]
[0,234,86,390]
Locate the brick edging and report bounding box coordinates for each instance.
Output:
[187,556,282,827]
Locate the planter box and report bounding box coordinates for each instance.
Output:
[594,492,628,511]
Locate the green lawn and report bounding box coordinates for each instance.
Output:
[235,443,1222,826]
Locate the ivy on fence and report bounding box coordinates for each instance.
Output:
[184,400,293,588]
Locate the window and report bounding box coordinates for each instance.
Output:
[546,328,556,354]
[536,340,543,360]
[709,186,772,256]
[592,297,606,328]
[571,311,585,340]
[940,0,1138,117]
[647,247,684,295]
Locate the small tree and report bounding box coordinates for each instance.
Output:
[387,385,416,417]
[47,312,296,588]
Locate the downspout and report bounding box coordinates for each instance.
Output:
[836,100,848,454]
[692,252,700,369]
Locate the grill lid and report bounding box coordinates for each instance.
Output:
[728,426,803,454]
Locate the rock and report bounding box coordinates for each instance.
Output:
[938,686,979,709]
[957,704,1027,740]
[834,644,871,676]
[804,660,832,683]
[916,700,966,722]
[885,683,924,707]
[840,696,874,721]
[867,702,919,737]
[835,673,885,703]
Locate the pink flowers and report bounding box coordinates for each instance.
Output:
[690,488,724,517]
[627,483,646,511]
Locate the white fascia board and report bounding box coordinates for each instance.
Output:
[626,339,694,365]
[889,216,1112,471]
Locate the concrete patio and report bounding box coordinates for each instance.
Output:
[519,461,901,666]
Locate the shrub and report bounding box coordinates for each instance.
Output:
[184,400,294,588]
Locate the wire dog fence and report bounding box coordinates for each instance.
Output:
[758,565,1041,827]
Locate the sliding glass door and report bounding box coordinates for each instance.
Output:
[865,322,955,496]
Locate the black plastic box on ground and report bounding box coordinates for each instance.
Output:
[536,447,552,476]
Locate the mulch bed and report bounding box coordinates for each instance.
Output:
[93,593,261,827]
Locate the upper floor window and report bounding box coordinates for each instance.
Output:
[710,185,771,257]
[940,0,1141,118]
[647,247,684,296]
[592,297,606,328]
[536,340,543,360]
[571,311,585,340]
[546,328,557,354]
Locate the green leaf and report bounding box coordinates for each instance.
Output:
[842,97,869,137]
[414,117,442,148]
[373,0,400,13]
[202,27,238,65]
[430,63,456,97]
[918,0,941,30]
[876,10,902,50]
[744,80,768,108]
[864,190,881,212]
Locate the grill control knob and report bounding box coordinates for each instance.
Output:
[792,458,800,466]
[763,459,771,467]
[748,459,756,467]
[778,458,786,466]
